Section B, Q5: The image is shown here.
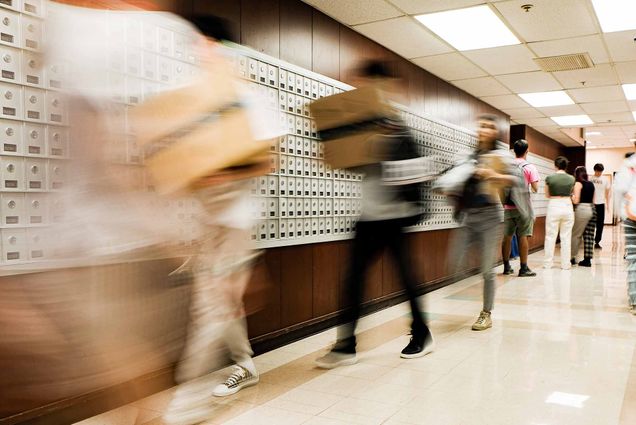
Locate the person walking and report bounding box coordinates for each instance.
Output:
[591,163,610,249]
[315,60,433,369]
[447,115,516,331]
[543,157,575,270]
[570,166,595,267]
[501,139,540,277]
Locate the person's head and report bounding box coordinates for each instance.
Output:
[574,166,588,182]
[593,163,604,176]
[477,114,500,149]
[351,59,398,90]
[555,156,569,171]
[513,139,529,158]
[186,14,238,43]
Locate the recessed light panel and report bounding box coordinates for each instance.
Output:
[415,5,520,51]
[518,91,575,107]
[591,0,636,33]
[626,84,636,100]
[551,115,594,126]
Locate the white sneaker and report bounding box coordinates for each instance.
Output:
[561,265,571,270]
[314,350,357,369]
[543,263,552,269]
[212,365,259,397]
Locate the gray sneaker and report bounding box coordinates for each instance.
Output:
[471,311,492,331]
[212,366,259,397]
[314,350,357,369]
[630,305,636,316]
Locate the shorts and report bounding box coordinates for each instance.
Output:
[504,208,534,237]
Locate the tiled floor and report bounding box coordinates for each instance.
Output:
[76,226,636,425]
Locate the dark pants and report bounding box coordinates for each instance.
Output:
[337,217,429,351]
[595,204,605,244]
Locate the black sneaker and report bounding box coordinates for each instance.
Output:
[503,266,514,275]
[518,267,536,277]
[570,258,576,266]
[400,332,435,359]
[578,259,592,267]
[595,243,602,249]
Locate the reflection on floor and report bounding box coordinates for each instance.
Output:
[77,226,636,425]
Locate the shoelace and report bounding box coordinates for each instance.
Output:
[224,366,249,388]
[476,313,489,325]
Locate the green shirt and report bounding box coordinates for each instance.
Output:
[546,172,575,197]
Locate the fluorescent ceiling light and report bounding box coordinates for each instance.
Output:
[518,91,575,107]
[633,111,636,121]
[586,131,602,136]
[415,5,520,51]
[546,392,590,408]
[591,0,636,33]
[551,115,594,126]
[624,84,636,100]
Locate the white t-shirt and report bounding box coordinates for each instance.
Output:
[591,175,609,205]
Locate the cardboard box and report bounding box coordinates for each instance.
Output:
[309,85,394,169]
[131,59,268,194]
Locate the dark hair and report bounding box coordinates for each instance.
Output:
[593,163,604,172]
[626,152,635,158]
[356,60,395,79]
[513,139,529,158]
[186,15,237,43]
[555,156,569,170]
[574,166,588,182]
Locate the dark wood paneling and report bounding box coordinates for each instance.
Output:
[280,0,312,70]
[240,0,280,57]
[522,125,565,159]
[338,26,365,86]
[312,10,340,80]
[312,243,340,317]
[280,244,313,326]
[564,146,586,173]
[246,248,282,337]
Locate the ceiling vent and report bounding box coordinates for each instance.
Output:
[533,53,594,72]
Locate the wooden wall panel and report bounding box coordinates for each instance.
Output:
[280,0,312,70]
[240,0,280,57]
[246,248,282,337]
[312,10,340,80]
[280,244,313,326]
[312,243,340,317]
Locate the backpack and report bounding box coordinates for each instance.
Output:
[503,160,534,219]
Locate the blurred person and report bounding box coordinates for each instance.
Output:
[501,139,539,277]
[591,163,610,249]
[543,156,575,270]
[570,166,595,267]
[314,60,433,369]
[447,115,517,331]
[153,16,286,425]
[613,152,636,314]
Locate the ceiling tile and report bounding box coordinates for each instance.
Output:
[581,101,630,114]
[463,45,539,75]
[536,104,585,116]
[614,61,636,84]
[301,0,403,25]
[480,94,530,109]
[552,64,620,89]
[518,117,557,127]
[494,0,598,42]
[353,17,453,59]
[452,76,511,97]
[496,71,562,92]
[386,0,485,14]
[567,85,626,103]
[603,30,636,63]
[504,107,546,119]
[589,112,635,124]
[411,53,487,81]
[527,35,610,65]
[629,100,636,110]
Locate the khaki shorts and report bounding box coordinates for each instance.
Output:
[504,208,534,237]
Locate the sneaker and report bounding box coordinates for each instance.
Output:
[471,311,492,331]
[595,243,602,250]
[630,305,636,316]
[562,265,571,270]
[578,259,592,267]
[503,266,514,275]
[570,258,576,266]
[314,350,357,369]
[400,332,435,359]
[518,268,536,277]
[212,366,259,397]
